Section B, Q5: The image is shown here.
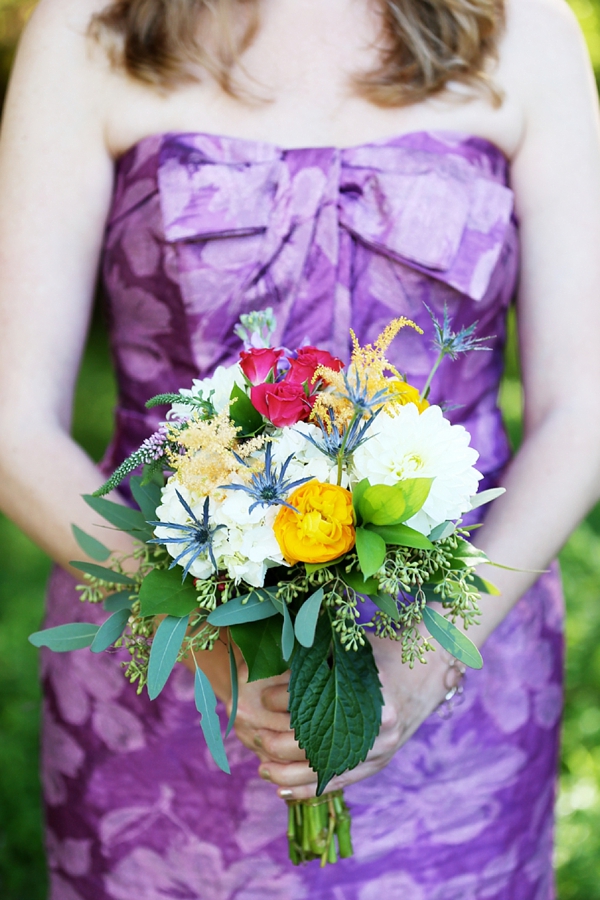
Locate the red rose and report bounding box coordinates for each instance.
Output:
[285,347,344,387]
[251,381,314,427]
[239,347,283,385]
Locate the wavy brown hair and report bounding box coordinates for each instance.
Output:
[91,0,505,106]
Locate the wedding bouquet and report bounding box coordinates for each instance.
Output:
[30,308,502,866]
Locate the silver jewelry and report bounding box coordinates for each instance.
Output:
[436,657,467,719]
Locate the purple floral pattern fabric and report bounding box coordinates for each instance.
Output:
[42,130,563,899]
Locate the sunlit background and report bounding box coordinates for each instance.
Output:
[1,1,600,896]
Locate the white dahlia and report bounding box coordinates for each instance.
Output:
[351,403,482,535]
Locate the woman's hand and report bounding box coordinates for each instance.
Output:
[252,638,451,801]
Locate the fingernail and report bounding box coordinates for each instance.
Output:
[253,734,263,749]
[279,789,293,799]
[259,768,271,782]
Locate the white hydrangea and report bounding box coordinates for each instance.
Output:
[269,421,348,487]
[168,363,246,420]
[153,478,287,588]
[351,403,482,535]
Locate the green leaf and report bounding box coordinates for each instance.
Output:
[71,525,111,562]
[83,494,149,534]
[229,383,264,436]
[470,574,500,596]
[371,592,400,622]
[289,614,383,795]
[368,522,434,549]
[294,588,324,648]
[230,617,288,682]
[304,555,345,575]
[428,521,456,542]
[422,606,483,669]
[69,561,137,586]
[194,665,230,774]
[91,608,131,653]
[103,590,135,612]
[207,589,278,627]
[351,478,371,523]
[29,623,99,652]
[130,475,163,522]
[396,478,434,521]
[342,569,380,596]
[139,568,200,617]
[449,539,490,570]
[147,615,189,699]
[358,483,406,526]
[355,527,386,580]
[469,487,505,511]
[281,600,295,662]
[226,644,239,738]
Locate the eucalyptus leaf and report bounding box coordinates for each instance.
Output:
[226,643,239,738]
[83,494,149,534]
[29,623,99,652]
[147,615,189,699]
[139,568,200,617]
[103,590,135,612]
[428,521,456,542]
[469,487,505,511]
[69,561,136,586]
[91,608,131,653]
[368,522,434,549]
[294,588,324,649]
[207,589,278,627]
[194,665,230,774]
[355,527,386,580]
[470,573,500,596]
[289,613,383,795]
[230,617,287,682]
[71,525,111,562]
[422,606,483,669]
[229,383,264,436]
[130,475,163,522]
[281,600,295,661]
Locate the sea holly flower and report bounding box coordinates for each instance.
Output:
[273,481,356,564]
[419,304,493,401]
[251,380,314,427]
[149,492,225,580]
[221,443,313,513]
[303,407,380,462]
[239,347,284,385]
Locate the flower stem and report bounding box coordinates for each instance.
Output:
[285,789,353,866]
[419,350,445,402]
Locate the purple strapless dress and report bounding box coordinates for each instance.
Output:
[42,131,564,900]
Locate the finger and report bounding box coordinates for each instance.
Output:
[254,729,306,763]
[258,759,316,789]
[272,759,384,801]
[261,683,290,713]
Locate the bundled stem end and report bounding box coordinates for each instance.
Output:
[286,789,353,867]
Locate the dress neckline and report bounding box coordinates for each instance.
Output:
[114,127,510,166]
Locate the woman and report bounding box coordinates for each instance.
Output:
[1,0,600,896]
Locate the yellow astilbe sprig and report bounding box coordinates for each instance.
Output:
[166,407,265,498]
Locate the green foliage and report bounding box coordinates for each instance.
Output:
[147,615,189,699]
[207,588,278,626]
[69,560,136,586]
[358,478,432,526]
[229,382,264,435]
[130,475,162,522]
[138,567,200,617]
[289,613,383,795]
[355,526,386,578]
[90,608,131,653]
[293,587,324,648]
[103,590,135,612]
[226,643,239,737]
[71,524,111,561]
[369,522,434,549]
[230,617,288,682]
[28,623,99,652]
[194,665,230,774]
[422,606,483,669]
[83,494,149,536]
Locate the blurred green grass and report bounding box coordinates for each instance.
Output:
[1,1,600,898]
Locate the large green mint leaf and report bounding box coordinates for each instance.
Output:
[289,614,383,795]
[139,568,200,617]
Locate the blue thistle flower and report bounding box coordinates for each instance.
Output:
[339,367,390,416]
[220,442,312,513]
[426,303,493,360]
[148,492,225,581]
[303,408,380,462]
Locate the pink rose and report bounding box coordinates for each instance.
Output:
[239,348,283,385]
[285,346,344,386]
[251,381,314,427]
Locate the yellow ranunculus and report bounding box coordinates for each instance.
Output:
[387,379,429,413]
[274,482,355,564]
